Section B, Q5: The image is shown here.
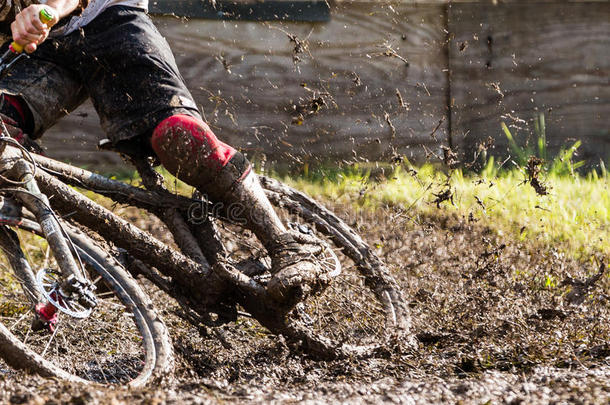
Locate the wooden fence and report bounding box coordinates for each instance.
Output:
[41,1,610,169]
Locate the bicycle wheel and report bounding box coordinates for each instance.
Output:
[222,176,415,359]
[0,217,172,386]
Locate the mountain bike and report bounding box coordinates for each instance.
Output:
[0,8,413,386]
[34,145,414,358]
[0,131,413,385]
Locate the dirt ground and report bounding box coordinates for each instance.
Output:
[0,204,608,404]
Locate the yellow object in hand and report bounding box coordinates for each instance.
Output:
[10,8,56,54]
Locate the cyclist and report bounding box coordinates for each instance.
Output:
[0,0,322,304]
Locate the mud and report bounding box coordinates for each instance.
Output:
[0,204,608,404]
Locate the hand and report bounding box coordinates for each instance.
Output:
[11,5,59,54]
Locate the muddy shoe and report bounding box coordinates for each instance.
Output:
[266,229,333,305]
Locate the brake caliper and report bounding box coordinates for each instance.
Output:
[62,275,98,310]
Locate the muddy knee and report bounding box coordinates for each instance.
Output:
[151,114,251,199]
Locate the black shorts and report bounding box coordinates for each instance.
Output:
[0,6,200,144]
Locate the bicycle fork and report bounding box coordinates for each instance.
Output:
[3,157,97,330]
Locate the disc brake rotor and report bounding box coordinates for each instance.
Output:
[35,268,92,319]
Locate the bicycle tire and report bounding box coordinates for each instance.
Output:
[226,176,416,359]
[0,217,173,387]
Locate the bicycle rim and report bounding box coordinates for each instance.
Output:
[0,219,160,386]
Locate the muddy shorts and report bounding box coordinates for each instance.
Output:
[0,5,201,145]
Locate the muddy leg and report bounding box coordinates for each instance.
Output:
[150,114,325,303]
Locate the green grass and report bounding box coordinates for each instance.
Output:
[278,163,609,259]
[96,158,608,259]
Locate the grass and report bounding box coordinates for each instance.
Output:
[277,162,609,259]
[99,148,608,260]
[273,117,607,259]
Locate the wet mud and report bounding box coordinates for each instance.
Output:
[0,205,608,404]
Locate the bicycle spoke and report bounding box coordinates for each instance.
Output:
[96,291,118,298]
[9,311,29,331]
[0,212,160,385]
[82,331,109,384]
[41,321,61,357]
[23,322,33,345]
[63,299,76,312]
[17,229,37,270]
[42,245,51,270]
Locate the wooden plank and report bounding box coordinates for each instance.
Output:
[149,0,331,22]
[42,2,449,168]
[154,2,448,165]
[448,2,610,167]
[334,0,607,3]
[40,103,125,169]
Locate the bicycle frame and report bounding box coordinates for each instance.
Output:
[24,150,410,359]
[30,151,271,316]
